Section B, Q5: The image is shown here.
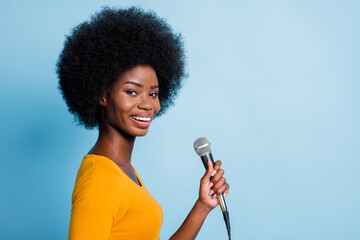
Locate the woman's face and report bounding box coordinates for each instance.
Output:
[101,65,160,136]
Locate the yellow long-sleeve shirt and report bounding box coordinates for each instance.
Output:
[68,154,163,239]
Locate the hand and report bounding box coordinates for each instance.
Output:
[198,160,230,211]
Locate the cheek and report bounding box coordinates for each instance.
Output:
[106,98,134,123]
[114,97,136,113]
[154,99,161,115]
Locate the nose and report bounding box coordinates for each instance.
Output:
[137,95,153,111]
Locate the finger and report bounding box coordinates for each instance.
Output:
[211,169,224,183]
[212,177,226,194]
[215,184,227,196]
[213,160,222,171]
[208,188,215,196]
[210,161,222,180]
[201,159,214,183]
[223,183,230,198]
[225,183,230,192]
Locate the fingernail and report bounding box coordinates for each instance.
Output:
[212,194,217,199]
[211,170,217,177]
[208,190,214,196]
[208,182,214,188]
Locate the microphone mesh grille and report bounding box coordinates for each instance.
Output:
[193,137,212,156]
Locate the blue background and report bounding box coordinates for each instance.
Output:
[1,0,359,239]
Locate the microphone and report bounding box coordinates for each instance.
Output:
[194,137,231,240]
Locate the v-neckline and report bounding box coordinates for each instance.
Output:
[86,154,143,188]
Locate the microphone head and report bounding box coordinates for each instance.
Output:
[194,137,212,156]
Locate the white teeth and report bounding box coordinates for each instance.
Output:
[132,116,151,122]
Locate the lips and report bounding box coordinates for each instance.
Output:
[130,114,153,128]
[131,115,151,122]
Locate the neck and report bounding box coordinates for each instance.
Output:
[89,120,135,167]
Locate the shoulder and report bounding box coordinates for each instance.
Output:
[69,155,129,239]
[72,154,129,206]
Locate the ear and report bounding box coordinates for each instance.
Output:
[99,91,109,107]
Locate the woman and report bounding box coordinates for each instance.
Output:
[57,7,229,240]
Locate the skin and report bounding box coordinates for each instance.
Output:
[89,64,160,184]
[89,64,230,239]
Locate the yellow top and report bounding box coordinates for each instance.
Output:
[68,154,163,240]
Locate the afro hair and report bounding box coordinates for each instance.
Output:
[56,6,186,129]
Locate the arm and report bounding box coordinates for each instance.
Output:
[170,160,230,240]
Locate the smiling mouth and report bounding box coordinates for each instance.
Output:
[131,116,151,122]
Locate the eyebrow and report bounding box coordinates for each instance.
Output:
[124,81,159,89]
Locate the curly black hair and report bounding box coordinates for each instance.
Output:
[56,6,186,129]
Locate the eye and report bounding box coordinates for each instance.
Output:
[126,90,137,96]
[150,92,158,97]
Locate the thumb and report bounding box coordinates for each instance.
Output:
[203,159,214,180]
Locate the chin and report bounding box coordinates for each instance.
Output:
[129,128,150,137]
[135,131,149,137]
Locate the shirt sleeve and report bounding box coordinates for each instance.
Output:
[68,163,128,240]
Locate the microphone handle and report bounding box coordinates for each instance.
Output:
[200,153,231,239]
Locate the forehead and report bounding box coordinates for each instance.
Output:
[116,65,158,86]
